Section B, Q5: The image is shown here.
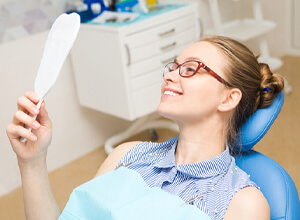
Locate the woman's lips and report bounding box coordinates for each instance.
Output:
[162,89,183,97]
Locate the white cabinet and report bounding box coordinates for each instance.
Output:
[71,4,199,121]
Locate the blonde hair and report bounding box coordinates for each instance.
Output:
[200,36,284,151]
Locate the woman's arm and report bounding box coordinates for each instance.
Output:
[223,186,270,220]
[6,92,60,220]
[19,157,61,220]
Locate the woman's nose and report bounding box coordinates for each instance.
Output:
[163,68,179,83]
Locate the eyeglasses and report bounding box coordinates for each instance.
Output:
[163,60,232,87]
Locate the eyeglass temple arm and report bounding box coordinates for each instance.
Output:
[202,64,232,87]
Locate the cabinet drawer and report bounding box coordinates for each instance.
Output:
[125,15,196,49]
[128,43,192,77]
[132,83,162,118]
[129,28,196,63]
[131,67,163,91]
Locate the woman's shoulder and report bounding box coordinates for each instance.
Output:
[223,186,270,220]
[94,141,141,177]
[94,140,175,177]
[223,159,270,219]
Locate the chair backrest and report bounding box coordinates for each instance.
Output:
[236,91,285,151]
[235,91,300,219]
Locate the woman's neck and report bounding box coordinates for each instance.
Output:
[175,118,227,165]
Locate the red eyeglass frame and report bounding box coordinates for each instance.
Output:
[164,60,233,87]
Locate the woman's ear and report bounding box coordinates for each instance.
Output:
[218,88,242,112]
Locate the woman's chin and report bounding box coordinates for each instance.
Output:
[157,105,178,121]
[157,103,168,116]
[157,106,169,119]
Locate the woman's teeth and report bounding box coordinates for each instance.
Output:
[164,90,179,96]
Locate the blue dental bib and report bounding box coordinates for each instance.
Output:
[59,167,210,219]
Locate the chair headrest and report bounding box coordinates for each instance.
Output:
[236,91,284,152]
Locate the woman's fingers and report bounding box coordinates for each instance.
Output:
[17,96,40,116]
[25,91,40,104]
[6,123,37,142]
[13,93,42,143]
[13,110,41,128]
[9,92,52,143]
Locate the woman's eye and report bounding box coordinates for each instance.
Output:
[186,67,196,73]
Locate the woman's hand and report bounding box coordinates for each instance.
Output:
[6,92,52,166]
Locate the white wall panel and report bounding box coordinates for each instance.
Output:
[292,0,300,48]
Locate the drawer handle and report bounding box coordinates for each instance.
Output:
[158,28,175,37]
[160,42,177,51]
[161,56,177,65]
[125,44,131,66]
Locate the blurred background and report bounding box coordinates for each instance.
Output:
[0,0,299,219]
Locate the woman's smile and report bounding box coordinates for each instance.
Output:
[162,88,183,98]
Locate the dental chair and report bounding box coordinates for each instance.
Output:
[234,91,300,219]
[169,91,300,219]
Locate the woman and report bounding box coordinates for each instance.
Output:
[6,36,284,219]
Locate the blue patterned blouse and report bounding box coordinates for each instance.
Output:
[117,139,258,220]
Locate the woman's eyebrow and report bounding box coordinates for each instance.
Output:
[186,57,205,63]
[175,57,205,64]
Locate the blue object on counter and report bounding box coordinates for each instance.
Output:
[73,0,109,22]
[66,10,94,23]
[67,0,111,23]
[115,0,138,12]
[88,3,186,26]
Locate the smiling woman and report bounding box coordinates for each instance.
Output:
[6,35,284,220]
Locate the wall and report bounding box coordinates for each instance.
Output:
[260,0,287,58]
[0,31,131,196]
[0,0,72,44]
[284,0,300,56]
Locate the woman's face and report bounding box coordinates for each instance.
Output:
[157,41,230,124]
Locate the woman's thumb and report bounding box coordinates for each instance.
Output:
[37,101,51,126]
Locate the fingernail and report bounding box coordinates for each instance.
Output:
[30,134,37,141]
[33,121,40,129]
[32,107,39,114]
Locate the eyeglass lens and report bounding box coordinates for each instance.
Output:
[180,61,199,77]
[163,62,177,76]
[163,61,200,77]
